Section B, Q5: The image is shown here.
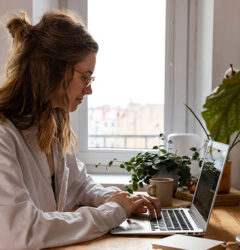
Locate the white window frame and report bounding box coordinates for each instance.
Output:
[66,0,192,172]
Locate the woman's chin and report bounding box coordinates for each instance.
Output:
[69,104,79,112]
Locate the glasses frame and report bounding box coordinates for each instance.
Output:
[74,68,95,89]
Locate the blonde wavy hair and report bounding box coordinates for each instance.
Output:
[0,10,98,154]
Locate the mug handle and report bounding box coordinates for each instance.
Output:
[147,184,156,197]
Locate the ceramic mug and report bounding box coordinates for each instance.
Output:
[147,177,173,207]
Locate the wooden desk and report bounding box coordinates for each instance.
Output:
[51,206,240,250]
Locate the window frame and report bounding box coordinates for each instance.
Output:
[68,0,192,172]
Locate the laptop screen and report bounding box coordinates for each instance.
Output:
[192,141,228,222]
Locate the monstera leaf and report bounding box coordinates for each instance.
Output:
[202,71,240,142]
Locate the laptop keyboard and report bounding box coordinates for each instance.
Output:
[150,209,194,231]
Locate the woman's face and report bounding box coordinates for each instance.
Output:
[53,52,96,112]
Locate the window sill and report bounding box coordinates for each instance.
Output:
[89,173,147,191]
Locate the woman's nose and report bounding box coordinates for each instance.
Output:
[83,85,92,95]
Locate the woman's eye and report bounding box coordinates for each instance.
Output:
[81,76,88,81]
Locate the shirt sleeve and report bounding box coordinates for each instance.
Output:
[0,128,126,250]
[65,152,123,209]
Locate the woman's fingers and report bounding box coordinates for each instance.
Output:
[105,191,145,218]
[131,195,155,217]
[106,191,161,218]
[134,206,147,213]
[132,198,144,209]
[145,196,161,217]
[141,196,156,217]
[132,194,161,217]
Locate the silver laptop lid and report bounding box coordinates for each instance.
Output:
[190,140,229,232]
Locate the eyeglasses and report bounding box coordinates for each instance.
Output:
[74,68,95,89]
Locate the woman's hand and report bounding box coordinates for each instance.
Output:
[131,193,161,217]
[105,191,161,218]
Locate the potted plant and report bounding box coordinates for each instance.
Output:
[201,65,240,192]
[185,64,240,192]
[201,65,240,151]
[96,134,192,194]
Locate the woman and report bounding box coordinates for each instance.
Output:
[0,10,160,249]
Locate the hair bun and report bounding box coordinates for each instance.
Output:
[7,12,31,47]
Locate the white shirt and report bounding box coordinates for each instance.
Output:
[0,119,126,250]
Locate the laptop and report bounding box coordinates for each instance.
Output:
[111,140,229,236]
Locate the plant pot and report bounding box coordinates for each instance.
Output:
[167,133,201,178]
[218,160,231,193]
[153,167,178,195]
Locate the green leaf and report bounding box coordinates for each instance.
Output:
[144,176,151,184]
[190,147,197,151]
[192,152,199,160]
[132,174,138,182]
[108,160,113,166]
[152,146,158,149]
[127,188,133,194]
[130,157,136,163]
[95,163,101,168]
[127,166,132,172]
[202,71,240,142]
[120,163,125,168]
[132,182,138,191]
[160,149,167,154]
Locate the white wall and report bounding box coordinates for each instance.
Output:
[212,0,240,189]
[212,0,240,89]
[0,0,32,74]
[194,0,240,189]
[0,0,58,75]
[67,0,87,25]
[191,0,240,189]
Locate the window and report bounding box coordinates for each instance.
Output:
[69,0,190,170]
[87,0,165,150]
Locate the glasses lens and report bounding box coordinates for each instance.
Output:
[86,77,95,88]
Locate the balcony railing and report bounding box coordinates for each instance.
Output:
[89,134,159,149]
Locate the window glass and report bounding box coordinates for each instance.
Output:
[88,0,166,149]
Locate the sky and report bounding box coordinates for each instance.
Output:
[88,0,166,108]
